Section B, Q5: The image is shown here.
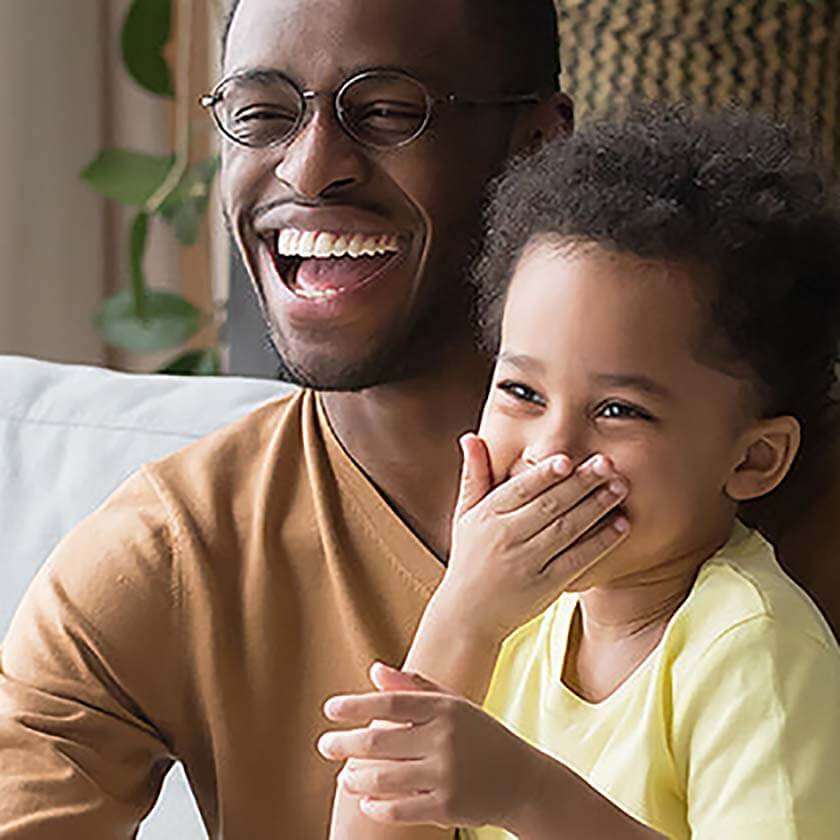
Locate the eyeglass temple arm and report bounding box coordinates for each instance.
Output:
[440,92,546,106]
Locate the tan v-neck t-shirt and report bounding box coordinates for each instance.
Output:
[0,389,452,839]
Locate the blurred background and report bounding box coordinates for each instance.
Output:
[0,0,233,373]
[0,0,836,381]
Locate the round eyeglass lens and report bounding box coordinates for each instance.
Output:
[337,73,431,148]
[216,73,302,147]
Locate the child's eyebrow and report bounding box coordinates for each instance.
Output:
[495,352,546,374]
[496,355,673,401]
[592,373,673,400]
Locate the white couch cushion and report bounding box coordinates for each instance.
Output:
[0,355,292,632]
[0,354,293,839]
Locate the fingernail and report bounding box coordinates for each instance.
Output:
[608,479,627,496]
[585,454,611,476]
[614,516,630,533]
[552,455,572,475]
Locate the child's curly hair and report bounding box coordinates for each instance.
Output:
[471,101,840,536]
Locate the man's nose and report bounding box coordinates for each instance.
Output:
[272,107,368,201]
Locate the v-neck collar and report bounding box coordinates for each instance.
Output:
[312,390,445,597]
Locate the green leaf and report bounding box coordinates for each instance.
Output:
[81,149,173,206]
[158,348,221,376]
[159,157,221,245]
[121,0,174,97]
[94,289,207,353]
[129,211,150,319]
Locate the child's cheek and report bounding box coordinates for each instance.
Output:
[489,445,519,489]
[477,421,519,487]
[614,447,687,534]
[609,451,658,522]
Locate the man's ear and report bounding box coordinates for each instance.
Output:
[725,416,801,502]
[508,91,574,157]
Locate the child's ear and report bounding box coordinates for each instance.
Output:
[725,416,801,502]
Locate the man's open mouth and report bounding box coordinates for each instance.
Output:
[268,229,407,301]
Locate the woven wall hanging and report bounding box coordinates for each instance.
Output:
[555,0,839,171]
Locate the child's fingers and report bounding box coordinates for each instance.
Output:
[540,509,630,589]
[323,690,446,726]
[484,453,574,515]
[488,454,614,535]
[454,434,493,516]
[514,467,628,546]
[359,791,442,826]
[340,758,435,799]
[317,723,424,761]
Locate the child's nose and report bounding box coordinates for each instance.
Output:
[522,431,589,470]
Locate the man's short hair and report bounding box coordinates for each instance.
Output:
[221,0,561,92]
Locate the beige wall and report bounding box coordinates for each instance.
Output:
[0,0,224,370]
[0,0,108,365]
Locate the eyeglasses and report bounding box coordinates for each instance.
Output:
[200,68,546,151]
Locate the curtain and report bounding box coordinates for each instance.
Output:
[0,0,224,371]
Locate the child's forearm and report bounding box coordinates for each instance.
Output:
[508,743,666,840]
[402,587,502,704]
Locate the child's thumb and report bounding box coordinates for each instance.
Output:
[455,433,492,516]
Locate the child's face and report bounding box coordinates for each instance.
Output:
[478,239,757,590]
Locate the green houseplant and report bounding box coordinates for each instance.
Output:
[81,0,222,375]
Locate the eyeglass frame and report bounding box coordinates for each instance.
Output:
[200,67,549,151]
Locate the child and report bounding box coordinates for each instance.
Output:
[318,103,840,839]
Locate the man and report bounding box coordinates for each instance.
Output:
[0,0,572,836]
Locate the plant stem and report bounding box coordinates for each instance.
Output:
[146,0,194,215]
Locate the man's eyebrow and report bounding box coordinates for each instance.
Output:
[496,352,546,375]
[224,63,425,85]
[225,66,288,84]
[592,373,673,400]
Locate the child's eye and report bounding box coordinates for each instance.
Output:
[496,380,546,406]
[597,401,653,421]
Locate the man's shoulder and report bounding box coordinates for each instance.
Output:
[46,387,307,570]
[145,386,305,499]
[30,388,311,623]
[122,387,324,569]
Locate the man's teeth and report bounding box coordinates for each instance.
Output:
[276,230,401,259]
[295,286,341,300]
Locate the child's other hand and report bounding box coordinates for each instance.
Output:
[319,663,536,832]
[438,433,630,641]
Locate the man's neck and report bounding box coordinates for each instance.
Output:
[320,340,492,561]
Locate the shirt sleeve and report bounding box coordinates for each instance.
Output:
[672,615,840,840]
[0,469,184,838]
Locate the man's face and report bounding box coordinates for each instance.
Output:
[221,0,526,389]
[478,241,757,590]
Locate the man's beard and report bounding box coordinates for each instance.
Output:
[263,241,481,392]
[263,277,476,392]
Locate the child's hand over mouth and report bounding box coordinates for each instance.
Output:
[433,433,630,645]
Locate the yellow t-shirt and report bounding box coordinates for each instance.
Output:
[468,522,840,840]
